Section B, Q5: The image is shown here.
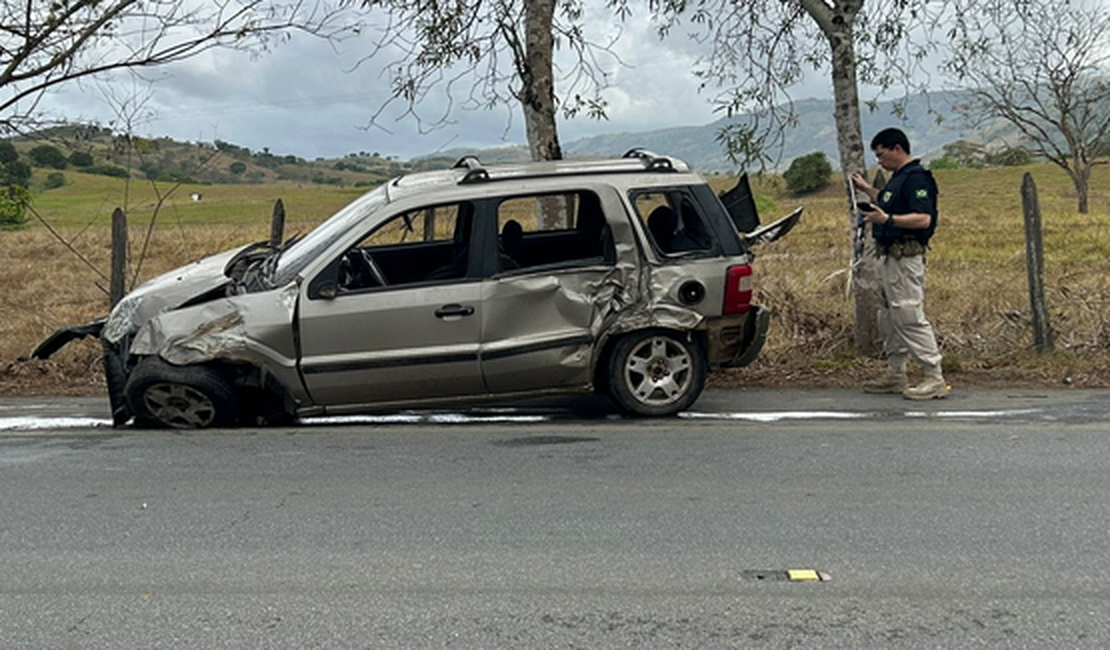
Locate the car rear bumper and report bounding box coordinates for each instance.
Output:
[707,305,770,368]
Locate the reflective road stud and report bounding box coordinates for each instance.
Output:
[787,569,821,582]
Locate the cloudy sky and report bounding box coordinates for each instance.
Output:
[31,2,846,162]
[37,0,1104,162]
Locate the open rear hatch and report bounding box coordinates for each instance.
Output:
[719,172,803,245]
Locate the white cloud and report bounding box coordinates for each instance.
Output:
[30,2,853,161]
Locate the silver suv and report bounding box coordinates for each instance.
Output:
[36,150,797,428]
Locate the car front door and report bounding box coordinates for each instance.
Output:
[297,202,486,409]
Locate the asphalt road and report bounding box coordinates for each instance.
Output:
[1,388,1109,648]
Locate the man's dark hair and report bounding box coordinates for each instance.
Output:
[870,128,911,155]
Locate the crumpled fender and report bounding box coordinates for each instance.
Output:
[130,284,299,370]
[131,300,250,366]
[102,246,247,345]
[594,260,705,339]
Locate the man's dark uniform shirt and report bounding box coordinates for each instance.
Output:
[873,159,938,250]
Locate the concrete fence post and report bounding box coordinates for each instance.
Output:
[110,208,127,308]
[1021,172,1055,351]
[270,199,285,248]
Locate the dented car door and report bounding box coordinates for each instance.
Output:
[298,282,484,408]
[479,189,621,394]
[296,203,486,409]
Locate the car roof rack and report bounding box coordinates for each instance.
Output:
[447,149,688,187]
[621,148,677,171]
[453,155,490,184]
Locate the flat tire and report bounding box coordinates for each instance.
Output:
[125,357,236,429]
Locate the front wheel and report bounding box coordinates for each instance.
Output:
[606,330,706,416]
[125,357,237,429]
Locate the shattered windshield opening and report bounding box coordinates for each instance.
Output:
[270,186,389,287]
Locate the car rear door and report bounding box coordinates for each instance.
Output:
[479,189,618,394]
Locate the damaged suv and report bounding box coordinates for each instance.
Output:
[36,150,799,428]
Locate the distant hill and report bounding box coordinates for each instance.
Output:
[424,92,1004,172]
[566,92,992,172]
[11,124,412,188]
[15,92,1007,186]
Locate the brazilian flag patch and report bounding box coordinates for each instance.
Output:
[916,188,929,199]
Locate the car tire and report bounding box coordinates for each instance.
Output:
[125,357,237,429]
[607,330,706,417]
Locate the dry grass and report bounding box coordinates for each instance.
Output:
[3,162,1109,396]
[713,162,1110,389]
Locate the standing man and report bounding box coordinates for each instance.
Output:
[850,127,947,400]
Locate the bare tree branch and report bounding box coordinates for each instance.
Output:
[0,0,354,133]
[944,0,1110,213]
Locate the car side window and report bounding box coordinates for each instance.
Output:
[495,191,614,273]
[338,202,473,291]
[632,189,715,256]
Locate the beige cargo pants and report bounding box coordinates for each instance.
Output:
[877,253,943,378]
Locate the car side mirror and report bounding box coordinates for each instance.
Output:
[308,258,343,300]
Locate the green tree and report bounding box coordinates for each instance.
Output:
[69,151,94,167]
[928,156,959,170]
[0,185,29,229]
[229,161,247,175]
[0,140,31,188]
[986,147,1032,167]
[0,140,17,165]
[29,145,67,169]
[941,140,986,168]
[43,171,66,189]
[783,152,833,195]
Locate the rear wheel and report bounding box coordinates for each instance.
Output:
[607,330,706,416]
[125,357,237,429]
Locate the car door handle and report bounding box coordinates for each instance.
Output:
[435,304,475,319]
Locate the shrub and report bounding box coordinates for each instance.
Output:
[0,185,30,229]
[0,141,18,165]
[987,147,1032,167]
[783,151,833,195]
[29,144,68,169]
[929,156,959,170]
[0,159,31,187]
[941,140,986,168]
[43,172,66,189]
[69,151,94,167]
[229,161,247,175]
[85,165,131,178]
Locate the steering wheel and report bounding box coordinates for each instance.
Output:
[346,249,388,288]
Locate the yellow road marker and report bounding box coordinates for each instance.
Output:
[787,569,820,582]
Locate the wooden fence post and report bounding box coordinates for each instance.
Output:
[1020,173,1055,351]
[110,208,127,308]
[270,199,285,248]
[423,207,436,241]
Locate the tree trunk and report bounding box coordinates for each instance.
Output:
[803,0,881,355]
[521,0,562,163]
[1073,165,1090,214]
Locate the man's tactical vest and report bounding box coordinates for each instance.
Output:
[873,161,938,251]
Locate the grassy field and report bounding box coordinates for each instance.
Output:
[2,162,1108,396]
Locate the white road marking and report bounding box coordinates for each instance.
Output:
[0,407,1046,431]
[0,417,112,431]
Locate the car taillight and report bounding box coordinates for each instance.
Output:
[723,264,753,314]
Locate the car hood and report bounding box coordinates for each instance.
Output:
[101,245,248,345]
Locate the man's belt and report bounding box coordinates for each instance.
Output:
[879,239,927,259]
